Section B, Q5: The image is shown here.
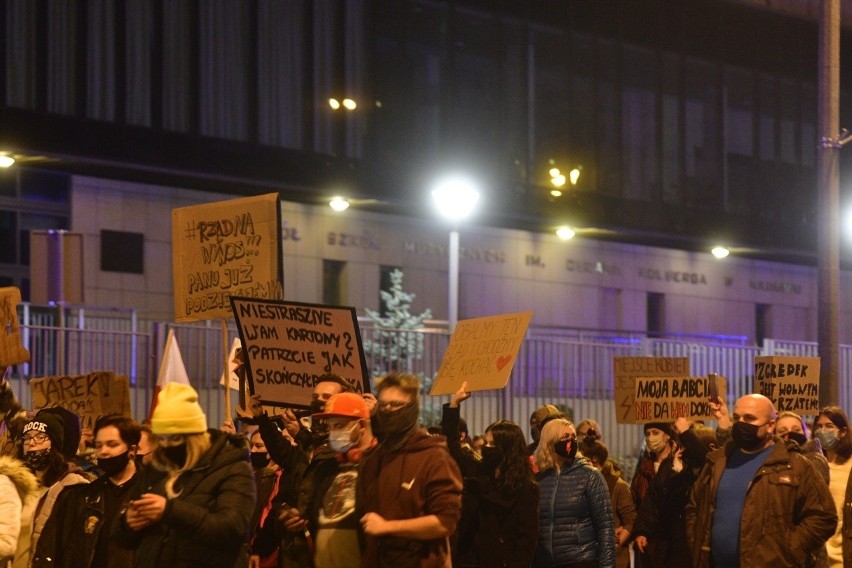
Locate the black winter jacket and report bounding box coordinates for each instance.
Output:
[112,430,256,568]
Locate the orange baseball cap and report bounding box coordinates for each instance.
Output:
[313,392,369,420]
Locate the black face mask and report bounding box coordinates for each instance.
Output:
[480,446,503,471]
[163,444,188,468]
[310,400,330,446]
[554,437,578,462]
[24,448,52,472]
[784,431,808,446]
[250,452,271,469]
[732,421,768,452]
[375,401,420,441]
[98,451,131,477]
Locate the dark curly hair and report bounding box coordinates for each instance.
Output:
[485,420,535,493]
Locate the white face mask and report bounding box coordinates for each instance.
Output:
[646,433,669,454]
[329,422,359,454]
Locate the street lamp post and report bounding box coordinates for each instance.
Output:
[431,176,480,333]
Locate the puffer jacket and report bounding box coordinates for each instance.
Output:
[685,438,836,568]
[0,456,38,565]
[112,429,256,568]
[534,456,616,568]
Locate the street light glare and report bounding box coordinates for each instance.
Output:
[342,98,357,110]
[329,196,350,212]
[711,246,730,259]
[549,168,560,177]
[431,176,480,220]
[556,226,575,240]
[570,168,580,185]
[0,155,14,168]
[551,174,566,188]
[329,98,341,110]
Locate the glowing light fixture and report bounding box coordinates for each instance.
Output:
[550,189,563,197]
[329,197,350,212]
[342,98,357,110]
[711,246,730,259]
[549,168,561,177]
[556,226,576,241]
[328,98,341,110]
[551,174,566,188]
[431,175,480,221]
[570,168,581,185]
[0,155,14,168]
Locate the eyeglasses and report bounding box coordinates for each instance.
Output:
[377,400,408,411]
[22,433,49,445]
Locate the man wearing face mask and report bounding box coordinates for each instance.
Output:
[358,373,463,568]
[686,394,836,568]
[249,373,355,568]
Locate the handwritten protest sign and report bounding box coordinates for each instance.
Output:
[172,194,284,322]
[633,375,727,422]
[0,287,29,366]
[30,371,131,430]
[754,356,820,415]
[614,357,689,424]
[430,312,533,396]
[230,297,369,408]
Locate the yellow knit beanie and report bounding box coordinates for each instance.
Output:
[151,383,208,435]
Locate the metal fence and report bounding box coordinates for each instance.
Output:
[7,305,852,467]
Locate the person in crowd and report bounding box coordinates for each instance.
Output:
[113,382,256,567]
[631,419,716,568]
[358,373,463,568]
[281,392,377,568]
[686,394,836,568]
[248,372,354,567]
[528,404,565,454]
[576,419,602,446]
[247,429,282,568]
[136,425,156,467]
[775,410,829,483]
[0,455,37,565]
[444,382,539,567]
[630,422,673,507]
[582,440,635,568]
[17,412,89,568]
[533,418,616,568]
[813,405,852,567]
[470,435,484,457]
[34,414,141,568]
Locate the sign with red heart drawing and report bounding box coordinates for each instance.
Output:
[430,311,533,396]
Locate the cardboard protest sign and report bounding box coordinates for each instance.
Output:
[30,371,132,430]
[633,375,727,422]
[754,356,820,414]
[430,312,533,396]
[613,357,689,424]
[172,193,284,322]
[230,297,369,408]
[0,288,29,366]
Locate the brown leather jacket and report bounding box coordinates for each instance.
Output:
[685,438,836,568]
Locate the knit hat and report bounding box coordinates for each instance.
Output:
[37,407,82,461]
[22,413,64,450]
[151,383,208,435]
[314,393,369,420]
[643,422,672,435]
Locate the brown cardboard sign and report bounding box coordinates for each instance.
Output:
[613,357,689,424]
[754,356,820,415]
[172,193,283,322]
[634,375,727,422]
[230,297,370,408]
[430,312,533,396]
[0,287,29,366]
[30,371,132,430]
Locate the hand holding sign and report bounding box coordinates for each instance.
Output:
[450,381,471,408]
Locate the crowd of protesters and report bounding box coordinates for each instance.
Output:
[0,366,847,568]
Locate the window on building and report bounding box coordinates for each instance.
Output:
[101,230,144,274]
[322,260,347,306]
[647,292,665,338]
[756,303,771,347]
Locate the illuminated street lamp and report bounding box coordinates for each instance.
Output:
[711,246,730,259]
[431,175,480,332]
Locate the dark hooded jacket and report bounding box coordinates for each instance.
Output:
[112,429,256,568]
[358,428,463,568]
[685,438,836,568]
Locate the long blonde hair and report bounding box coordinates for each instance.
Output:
[152,432,212,498]
[534,418,574,472]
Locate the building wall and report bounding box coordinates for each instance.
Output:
[72,175,838,343]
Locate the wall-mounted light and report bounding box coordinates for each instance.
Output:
[342,98,357,110]
[550,189,563,197]
[329,196,350,212]
[556,226,575,241]
[569,167,581,185]
[0,155,14,168]
[329,98,341,110]
[711,246,730,259]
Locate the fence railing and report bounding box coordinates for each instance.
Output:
[7,306,852,465]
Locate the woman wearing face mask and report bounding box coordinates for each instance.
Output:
[533,418,615,568]
[813,405,852,567]
[445,383,539,567]
[113,383,256,568]
[32,414,141,568]
[776,411,829,483]
[16,412,89,568]
[630,423,673,509]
